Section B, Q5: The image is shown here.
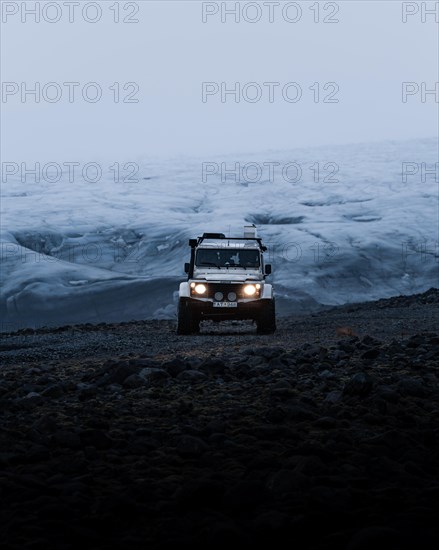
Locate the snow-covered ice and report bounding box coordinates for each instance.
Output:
[1,138,438,331]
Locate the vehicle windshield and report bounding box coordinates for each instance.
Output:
[196,248,260,268]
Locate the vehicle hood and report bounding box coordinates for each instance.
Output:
[193,269,262,283]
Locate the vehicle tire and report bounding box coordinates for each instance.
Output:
[192,316,200,334]
[256,299,276,334]
[177,299,199,335]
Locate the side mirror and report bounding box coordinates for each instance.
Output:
[184,263,190,274]
[265,264,272,275]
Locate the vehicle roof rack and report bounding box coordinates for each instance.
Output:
[201,233,226,239]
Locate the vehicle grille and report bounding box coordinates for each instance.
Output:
[207,283,247,300]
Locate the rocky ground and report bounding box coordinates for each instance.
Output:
[1,287,438,549]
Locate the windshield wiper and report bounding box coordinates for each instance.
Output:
[198,262,221,268]
[229,264,258,269]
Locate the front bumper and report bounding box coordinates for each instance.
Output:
[181,297,270,321]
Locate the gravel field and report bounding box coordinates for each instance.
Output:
[1,288,438,365]
[1,288,438,549]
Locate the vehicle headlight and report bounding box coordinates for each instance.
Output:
[244,284,257,296]
[194,284,207,294]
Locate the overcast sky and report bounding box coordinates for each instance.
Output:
[1,0,438,164]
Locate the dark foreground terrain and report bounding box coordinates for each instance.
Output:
[1,288,439,549]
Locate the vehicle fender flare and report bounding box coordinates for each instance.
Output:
[179,281,191,298]
[261,283,273,299]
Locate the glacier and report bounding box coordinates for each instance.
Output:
[1,137,438,331]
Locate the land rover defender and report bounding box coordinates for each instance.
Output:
[177,226,276,334]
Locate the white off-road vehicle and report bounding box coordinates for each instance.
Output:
[177,226,276,334]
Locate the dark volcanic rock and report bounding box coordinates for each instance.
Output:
[0,288,438,550]
[175,435,209,457]
[343,372,374,397]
